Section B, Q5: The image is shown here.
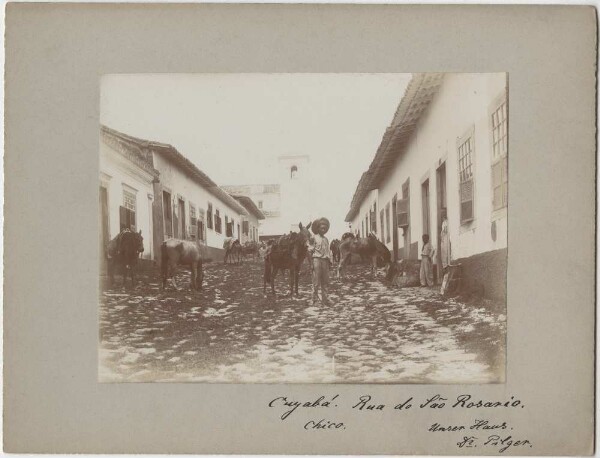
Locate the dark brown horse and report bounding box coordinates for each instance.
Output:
[106,230,145,286]
[161,239,204,291]
[338,233,392,279]
[264,221,312,297]
[330,239,341,264]
[223,238,242,264]
[242,240,260,260]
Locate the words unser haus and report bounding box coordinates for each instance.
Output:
[99,126,264,267]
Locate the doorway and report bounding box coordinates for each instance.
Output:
[391,194,398,261]
[422,179,430,238]
[436,162,447,283]
[178,198,186,239]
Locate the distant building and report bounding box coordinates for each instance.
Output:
[100,126,248,263]
[346,73,508,302]
[223,155,315,240]
[231,195,265,243]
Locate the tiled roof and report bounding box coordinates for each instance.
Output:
[101,125,247,216]
[100,125,160,178]
[231,195,265,220]
[345,73,444,222]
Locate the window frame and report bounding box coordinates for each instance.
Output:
[489,90,509,220]
[457,125,476,227]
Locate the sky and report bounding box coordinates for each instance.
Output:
[100,73,411,237]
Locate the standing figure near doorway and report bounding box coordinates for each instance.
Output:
[420,234,435,287]
[440,209,451,273]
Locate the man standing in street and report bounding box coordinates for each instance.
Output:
[309,217,332,306]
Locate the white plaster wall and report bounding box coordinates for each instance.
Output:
[375,73,508,260]
[153,154,245,249]
[99,143,154,259]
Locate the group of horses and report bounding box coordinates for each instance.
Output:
[105,224,394,298]
[222,239,263,264]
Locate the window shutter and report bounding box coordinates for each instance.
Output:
[173,207,179,238]
[460,179,474,223]
[396,199,409,228]
[370,210,377,232]
[502,155,508,207]
[119,206,127,230]
[492,161,503,210]
[128,209,136,232]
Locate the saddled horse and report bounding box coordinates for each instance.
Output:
[161,239,204,291]
[330,239,341,264]
[338,233,392,279]
[264,221,312,297]
[223,237,242,264]
[242,240,260,260]
[106,230,145,287]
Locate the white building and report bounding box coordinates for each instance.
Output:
[101,126,248,263]
[99,126,159,262]
[346,73,508,302]
[223,155,315,240]
[231,195,265,244]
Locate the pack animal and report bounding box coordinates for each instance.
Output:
[161,239,204,290]
[337,233,392,279]
[106,230,145,287]
[263,221,312,297]
[223,238,242,264]
[242,240,260,260]
[330,239,341,264]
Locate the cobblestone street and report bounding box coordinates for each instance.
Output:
[99,260,505,383]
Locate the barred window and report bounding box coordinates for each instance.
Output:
[491,97,508,211]
[207,203,213,230]
[458,131,475,224]
[123,190,136,212]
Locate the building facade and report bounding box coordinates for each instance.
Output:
[101,126,248,263]
[346,73,508,302]
[223,154,314,240]
[231,195,264,243]
[100,126,160,262]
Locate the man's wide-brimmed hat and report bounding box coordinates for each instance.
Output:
[311,217,330,234]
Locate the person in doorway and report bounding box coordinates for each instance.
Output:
[420,234,435,287]
[308,217,332,306]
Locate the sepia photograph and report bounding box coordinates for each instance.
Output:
[99,73,508,384]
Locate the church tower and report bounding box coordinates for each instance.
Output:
[277,155,314,232]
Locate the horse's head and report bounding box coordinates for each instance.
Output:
[297,221,313,245]
[121,230,144,265]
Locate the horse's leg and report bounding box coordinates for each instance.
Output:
[372,255,377,279]
[190,263,196,291]
[271,267,277,295]
[338,252,349,279]
[295,266,300,296]
[196,259,204,290]
[288,267,294,297]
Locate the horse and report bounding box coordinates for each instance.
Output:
[242,240,260,260]
[264,221,312,297]
[106,230,145,287]
[330,239,341,264]
[337,233,392,279]
[160,239,204,291]
[223,238,242,264]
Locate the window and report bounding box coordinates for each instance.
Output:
[370,202,377,233]
[385,203,391,243]
[380,209,385,242]
[491,97,508,211]
[258,200,263,209]
[243,220,249,235]
[290,165,298,179]
[189,204,197,240]
[120,189,137,232]
[163,191,172,237]
[207,203,213,230]
[458,131,475,224]
[215,209,222,234]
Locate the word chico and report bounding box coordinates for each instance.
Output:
[304,419,345,430]
[269,395,338,420]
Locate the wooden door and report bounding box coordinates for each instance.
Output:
[436,162,447,283]
[422,179,430,238]
[402,180,411,259]
[391,194,398,261]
